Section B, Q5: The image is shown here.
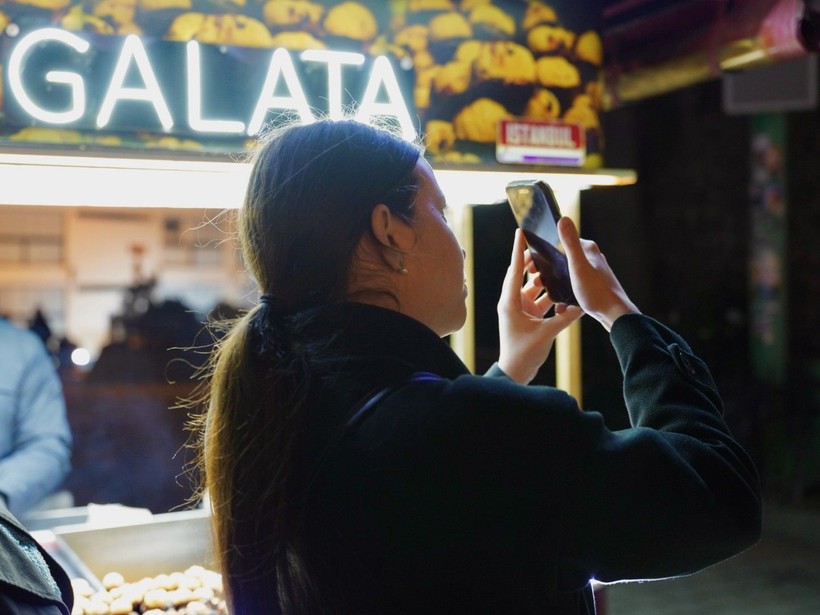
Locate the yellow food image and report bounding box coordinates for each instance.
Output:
[61,5,115,34]
[369,37,409,59]
[424,119,455,154]
[211,0,247,8]
[433,60,472,96]
[413,48,436,71]
[395,24,429,53]
[93,0,138,29]
[167,13,274,48]
[414,65,439,109]
[409,0,454,11]
[468,5,515,37]
[523,1,558,30]
[575,30,603,66]
[9,127,85,143]
[16,131,126,147]
[138,0,191,11]
[323,2,377,41]
[117,21,143,35]
[536,55,580,88]
[270,30,326,50]
[563,95,600,129]
[453,97,509,142]
[454,39,482,63]
[460,0,490,10]
[527,24,576,55]
[262,0,324,30]
[524,87,561,119]
[414,84,431,110]
[428,11,472,41]
[6,0,70,10]
[94,134,125,146]
[140,135,205,150]
[474,41,536,85]
[436,150,481,163]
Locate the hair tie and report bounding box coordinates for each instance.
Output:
[254,295,290,358]
[258,294,293,319]
[258,294,286,316]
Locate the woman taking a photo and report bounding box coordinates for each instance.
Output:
[192,118,761,614]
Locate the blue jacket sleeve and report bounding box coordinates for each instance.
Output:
[0,330,72,517]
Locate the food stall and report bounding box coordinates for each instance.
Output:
[30,506,223,613]
[0,1,635,611]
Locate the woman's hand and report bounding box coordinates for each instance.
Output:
[557,216,640,332]
[497,229,583,384]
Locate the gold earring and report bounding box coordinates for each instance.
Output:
[398,259,408,275]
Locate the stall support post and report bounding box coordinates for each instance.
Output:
[449,203,475,372]
[552,187,583,405]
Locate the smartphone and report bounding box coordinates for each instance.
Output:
[505,179,578,305]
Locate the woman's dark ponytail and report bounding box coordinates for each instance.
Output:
[193,119,422,613]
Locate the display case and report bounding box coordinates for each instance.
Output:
[49,508,213,582]
[32,507,219,614]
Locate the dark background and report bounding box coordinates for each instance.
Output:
[471,76,820,504]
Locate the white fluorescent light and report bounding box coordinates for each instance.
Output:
[434,166,636,207]
[0,152,635,209]
[0,152,251,208]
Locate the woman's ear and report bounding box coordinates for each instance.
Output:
[370,203,414,251]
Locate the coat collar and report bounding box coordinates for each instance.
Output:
[306,302,471,380]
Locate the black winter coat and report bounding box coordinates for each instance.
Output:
[278,304,761,614]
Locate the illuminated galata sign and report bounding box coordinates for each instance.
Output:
[4,27,417,140]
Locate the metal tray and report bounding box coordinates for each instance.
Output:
[31,529,106,591]
[52,508,213,582]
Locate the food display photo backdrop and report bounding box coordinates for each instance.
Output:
[0,0,604,165]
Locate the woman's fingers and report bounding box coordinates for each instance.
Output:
[533,292,554,316]
[497,228,589,383]
[557,216,586,267]
[555,216,639,331]
[522,279,543,302]
[524,250,539,277]
[500,228,527,309]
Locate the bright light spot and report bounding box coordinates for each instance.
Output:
[71,347,91,366]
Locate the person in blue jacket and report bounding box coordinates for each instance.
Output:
[0,317,72,518]
[192,119,762,614]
